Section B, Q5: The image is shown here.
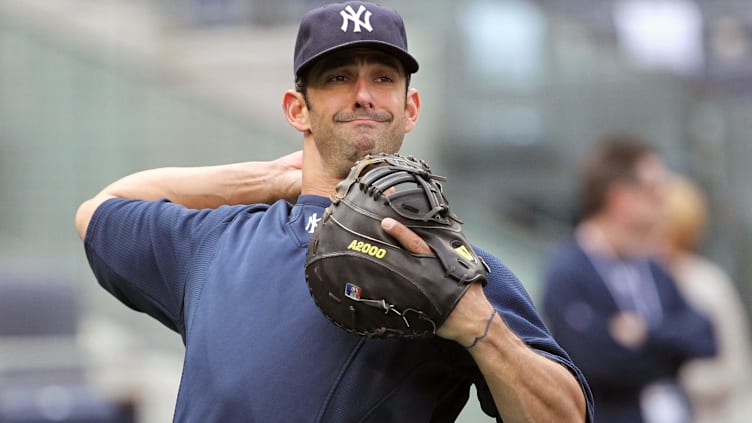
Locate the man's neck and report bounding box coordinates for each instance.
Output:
[576,216,637,259]
[300,139,341,198]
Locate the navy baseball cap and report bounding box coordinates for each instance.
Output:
[293,2,419,78]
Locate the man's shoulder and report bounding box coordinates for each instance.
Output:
[474,247,516,282]
[472,248,535,305]
[546,238,585,269]
[98,196,279,214]
[537,239,594,292]
[206,200,298,236]
[94,197,291,236]
[551,237,582,255]
[216,199,289,220]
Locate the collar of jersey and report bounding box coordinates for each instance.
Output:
[288,195,332,247]
[295,194,332,209]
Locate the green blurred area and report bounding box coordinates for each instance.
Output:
[1,1,751,421]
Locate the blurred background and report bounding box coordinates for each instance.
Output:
[1,0,750,421]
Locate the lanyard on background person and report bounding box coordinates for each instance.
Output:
[578,226,664,327]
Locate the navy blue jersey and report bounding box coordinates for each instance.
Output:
[85,195,593,422]
[542,240,716,423]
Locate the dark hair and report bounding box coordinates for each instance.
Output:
[295,74,311,110]
[579,133,656,218]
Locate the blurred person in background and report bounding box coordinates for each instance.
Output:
[73,2,591,421]
[653,172,751,423]
[542,134,716,423]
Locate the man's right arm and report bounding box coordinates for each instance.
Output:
[542,258,681,391]
[641,265,717,360]
[75,151,302,240]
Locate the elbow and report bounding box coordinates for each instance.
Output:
[75,200,92,241]
[75,194,116,241]
[571,384,589,423]
[75,197,105,241]
[75,194,117,240]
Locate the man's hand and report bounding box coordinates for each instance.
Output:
[272,150,302,203]
[380,217,495,345]
[609,311,648,349]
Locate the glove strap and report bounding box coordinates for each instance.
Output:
[462,309,498,349]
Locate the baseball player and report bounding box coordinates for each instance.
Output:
[76,2,592,421]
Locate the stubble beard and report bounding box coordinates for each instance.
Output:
[316,116,405,179]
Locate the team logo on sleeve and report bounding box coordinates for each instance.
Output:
[305,213,322,234]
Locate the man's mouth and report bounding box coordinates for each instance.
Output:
[335,111,391,123]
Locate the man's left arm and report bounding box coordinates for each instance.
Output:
[382,218,587,422]
[446,284,587,422]
[644,264,717,360]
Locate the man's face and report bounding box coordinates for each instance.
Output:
[303,48,415,178]
[620,154,669,237]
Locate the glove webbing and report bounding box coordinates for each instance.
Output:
[357,166,453,223]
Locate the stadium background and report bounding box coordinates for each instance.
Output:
[1,0,750,421]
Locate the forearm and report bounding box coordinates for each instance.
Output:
[76,152,302,240]
[469,320,587,422]
[380,222,587,421]
[100,162,291,207]
[441,286,586,422]
[648,311,717,359]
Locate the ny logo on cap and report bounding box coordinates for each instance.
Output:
[340,5,373,33]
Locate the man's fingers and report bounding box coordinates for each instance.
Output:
[282,150,303,169]
[381,218,433,255]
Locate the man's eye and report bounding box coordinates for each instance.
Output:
[376,76,394,83]
[328,75,347,82]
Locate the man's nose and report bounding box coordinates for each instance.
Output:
[353,76,374,109]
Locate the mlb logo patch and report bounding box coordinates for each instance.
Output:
[345,283,362,300]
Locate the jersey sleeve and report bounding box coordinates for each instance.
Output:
[474,247,595,422]
[83,198,248,337]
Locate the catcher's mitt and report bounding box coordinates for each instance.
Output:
[305,154,489,338]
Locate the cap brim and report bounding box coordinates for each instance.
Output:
[295,40,419,78]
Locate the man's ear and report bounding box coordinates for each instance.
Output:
[283,90,310,133]
[404,88,420,134]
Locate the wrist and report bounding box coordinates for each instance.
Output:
[462,309,498,349]
[438,284,497,345]
[270,152,303,203]
[228,160,298,205]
